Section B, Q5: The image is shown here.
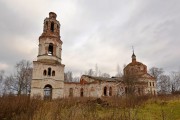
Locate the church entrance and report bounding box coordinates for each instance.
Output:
[44,84,52,100]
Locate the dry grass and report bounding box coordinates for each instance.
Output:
[0,95,179,120]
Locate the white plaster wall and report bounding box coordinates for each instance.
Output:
[31,61,64,99]
[38,38,62,63]
[64,81,119,98]
[30,88,43,98]
[32,62,64,81]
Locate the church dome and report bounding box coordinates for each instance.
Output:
[124,52,147,76]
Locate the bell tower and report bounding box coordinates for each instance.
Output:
[38,12,62,63]
[31,12,65,99]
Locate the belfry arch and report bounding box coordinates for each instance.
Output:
[51,22,54,32]
[48,43,53,55]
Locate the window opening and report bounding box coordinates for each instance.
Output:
[48,68,51,76]
[109,87,112,96]
[51,22,54,32]
[80,88,83,97]
[48,43,53,55]
[104,86,107,96]
[43,70,47,76]
[52,71,55,76]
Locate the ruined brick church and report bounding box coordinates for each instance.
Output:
[31,12,157,99]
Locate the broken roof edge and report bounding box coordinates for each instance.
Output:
[81,75,123,82]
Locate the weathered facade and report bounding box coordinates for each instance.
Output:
[123,52,157,95]
[31,12,157,99]
[31,12,65,99]
[64,76,122,98]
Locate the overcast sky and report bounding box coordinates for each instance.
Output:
[0,0,180,76]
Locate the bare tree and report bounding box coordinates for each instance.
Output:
[85,67,110,78]
[87,69,94,76]
[123,75,139,95]
[149,67,164,93]
[64,71,73,82]
[170,71,180,93]
[4,75,15,94]
[158,75,171,94]
[98,70,101,77]
[4,60,32,95]
[0,70,4,82]
[149,67,180,94]
[95,64,98,77]
[0,70,5,95]
[115,64,123,77]
[73,77,80,82]
[149,67,164,80]
[100,73,110,78]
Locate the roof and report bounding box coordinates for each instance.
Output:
[124,73,155,81]
[81,75,123,82]
[125,61,146,68]
[64,82,80,84]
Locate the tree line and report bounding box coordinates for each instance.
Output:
[0,60,32,96]
[149,67,180,94]
[0,60,180,96]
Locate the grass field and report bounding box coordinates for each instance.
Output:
[0,95,180,120]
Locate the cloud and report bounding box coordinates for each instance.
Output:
[0,63,9,71]
[0,0,180,76]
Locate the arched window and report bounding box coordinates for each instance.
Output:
[51,22,54,32]
[80,88,83,97]
[109,87,112,96]
[44,84,52,100]
[69,88,73,97]
[52,71,55,76]
[43,70,47,76]
[48,68,51,76]
[48,43,53,55]
[104,86,107,96]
